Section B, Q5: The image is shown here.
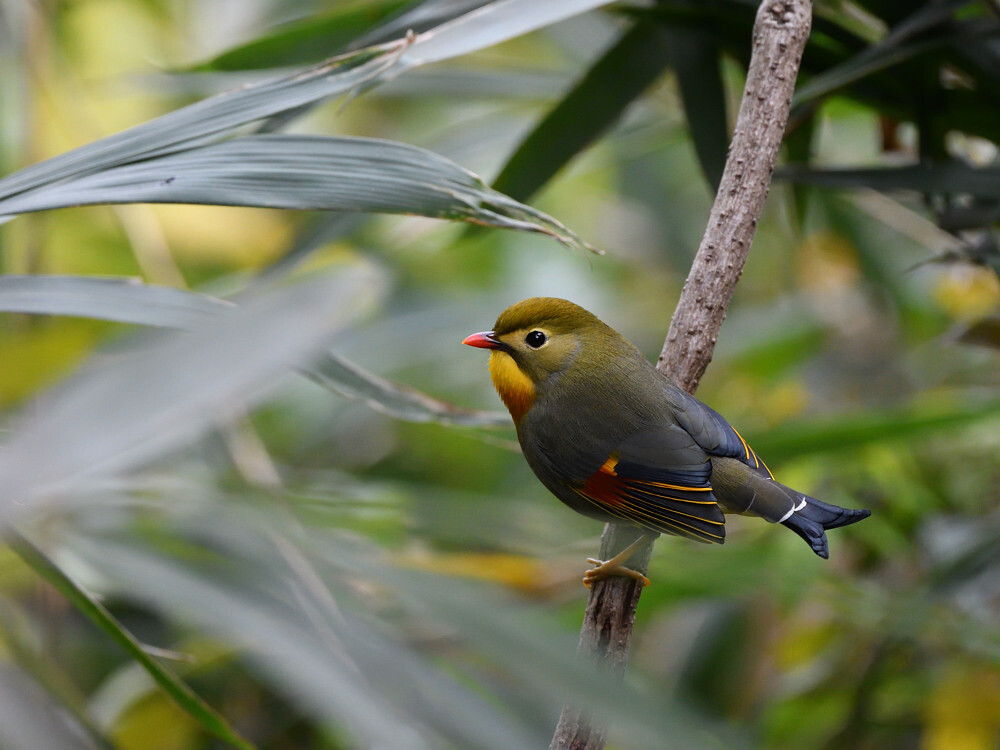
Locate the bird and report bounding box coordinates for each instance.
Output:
[463,297,870,587]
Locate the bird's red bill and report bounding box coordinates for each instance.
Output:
[463,331,501,349]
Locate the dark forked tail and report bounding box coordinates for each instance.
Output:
[711,457,871,559]
[781,496,871,559]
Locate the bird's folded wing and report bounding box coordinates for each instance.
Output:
[572,427,726,543]
[666,385,773,479]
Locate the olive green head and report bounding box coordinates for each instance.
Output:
[489,297,613,383]
[463,298,623,420]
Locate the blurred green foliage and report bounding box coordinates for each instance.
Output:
[0,1,999,749]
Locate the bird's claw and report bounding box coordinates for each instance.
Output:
[582,557,650,589]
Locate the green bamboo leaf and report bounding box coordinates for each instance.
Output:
[0,41,409,205]
[493,21,674,201]
[0,275,233,328]
[777,161,1000,199]
[399,0,616,66]
[0,273,507,430]
[72,535,538,750]
[305,352,509,428]
[791,0,980,107]
[191,0,410,71]
[746,398,1000,461]
[0,664,98,750]
[0,266,385,517]
[665,27,728,191]
[0,0,617,219]
[0,135,596,251]
[6,532,254,750]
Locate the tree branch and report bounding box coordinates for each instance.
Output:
[549,2,812,748]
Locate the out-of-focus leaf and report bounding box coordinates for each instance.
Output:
[0,265,384,518]
[0,41,410,206]
[938,199,1000,232]
[352,0,495,52]
[66,507,737,750]
[192,0,498,72]
[665,27,728,191]
[493,21,674,201]
[0,598,112,750]
[399,0,617,67]
[955,316,1000,350]
[0,274,508,430]
[813,0,885,45]
[6,532,254,750]
[791,0,980,107]
[777,161,1000,199]
[71,535,541,750]
[0,0,618,219]
[0,664,100,750]
[0,275,233,328]
[190,0,410,71]
[0,135,596,251]
[746,398,1000,461]
[305,352,510,428]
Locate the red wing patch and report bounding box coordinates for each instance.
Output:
[573,459,726,544]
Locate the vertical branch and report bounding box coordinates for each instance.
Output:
[549,2,812,749]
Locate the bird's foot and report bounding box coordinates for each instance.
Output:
[583,557,650,588]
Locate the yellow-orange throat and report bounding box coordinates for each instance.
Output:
[488,350,536,422]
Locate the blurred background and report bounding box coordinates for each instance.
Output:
[0,0,999,748]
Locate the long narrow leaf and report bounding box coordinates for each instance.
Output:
[493,21,674,201]
[792,0,981,107]
[191,0,410,71]
[0,275,233,328]
[305,352,509,427]
[0,42,409,203]
[0,135,595,250]
[401,0,616,66]
[0,266,384,518]
[665,27,728,191]
[0,0,617,230]
[777,162,1000,199]
[72,536,535,750]
[6,532,254,750]
[746,398,1000,461]
[0,665,99,750]
[0,274,507,429]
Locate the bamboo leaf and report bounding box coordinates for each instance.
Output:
[746,398,1000,461]
[791,0,982,107]
[0,0,617,225]
[0,665,99,750]
[0,274,507,430]
[399,0,617,66]
[493,21,674,201]
[305,352,509,428]
[0,135,596,250]
[190,0,410,71]
[72,535,539,750]
[665,27,729,191]
[0,275,233,328]
[0,42,410,205]
[0,266,385,518]
[6,532,254,750]
[777,161,1000,199]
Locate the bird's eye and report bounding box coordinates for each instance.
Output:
[525,330,547,348]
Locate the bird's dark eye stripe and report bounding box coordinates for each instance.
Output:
[525,330,547,348]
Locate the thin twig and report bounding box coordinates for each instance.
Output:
[549,2,812,748]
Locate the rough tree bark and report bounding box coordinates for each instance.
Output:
[549,2,813,749]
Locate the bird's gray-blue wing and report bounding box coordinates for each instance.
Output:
[664,384,773,479]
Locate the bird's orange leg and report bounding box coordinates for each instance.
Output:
[583,534,653,588]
